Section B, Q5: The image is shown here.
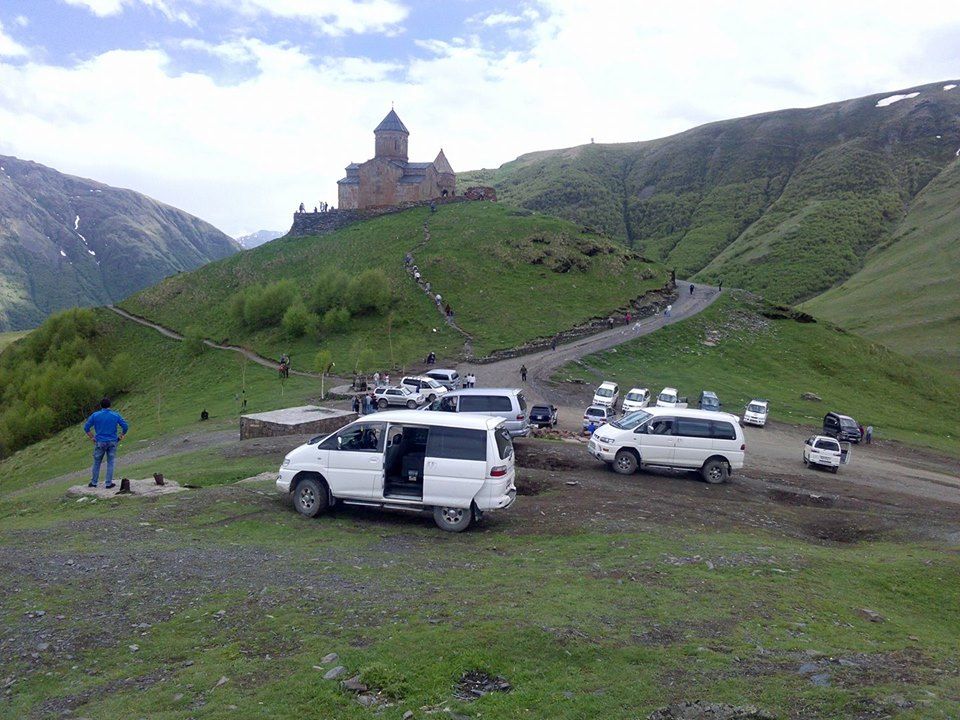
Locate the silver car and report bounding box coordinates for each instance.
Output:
[373,385,425,409]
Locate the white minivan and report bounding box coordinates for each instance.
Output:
[277,410,516,532]
[622,387,651,413]
[587,407,745,483]
[656,387,688,408]
[592,382,620,410]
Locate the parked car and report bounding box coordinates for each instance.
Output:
[822,412,861,443]
[803,435,842,473]
[587,407,744,483]
[401,375,448,402]
[373,385,425,409]
[422,388,530,437]
[583,404,615,430]
[424,368,462,390]
[656,387,688,408]
[277,410,517,532]
[529,404,558,428]
[621,387,651,414]
[592,381,620,410]
[742,399,769,427]
[698,391,721,412]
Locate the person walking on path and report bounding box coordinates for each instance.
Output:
[352,395,362,415]
[551,336,557,351]
[690,283,694,296]
[718,279,723,291]
[664,304,672,318]
[83,397,128,489]
[865,425,873,444]
[520,364,528,382]
[373,371,381,387]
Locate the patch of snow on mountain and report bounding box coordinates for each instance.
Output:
[875,92,919,107]
[74,215,79,231]
[945,84,957,91]
[60,249,67,257]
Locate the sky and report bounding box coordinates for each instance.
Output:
[0,1,958,236]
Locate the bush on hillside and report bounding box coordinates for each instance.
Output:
[183,326,206,356]
[345,269,393,315]
[309,269,351,315]
[321,307,351,333]
[282,303,312,338]
[229,280,299,330]
[0,309,129,457]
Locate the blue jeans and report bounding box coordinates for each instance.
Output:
[91,441,118,486]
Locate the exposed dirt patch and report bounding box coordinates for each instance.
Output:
[802,517,885,544]
[647,701,775,720]
[515,475,551,496]
[767,486,836,508]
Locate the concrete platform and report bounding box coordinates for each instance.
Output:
[240,405,355,440]
[67,478,187,498]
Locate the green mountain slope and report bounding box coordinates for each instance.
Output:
[122,202,667,368]
[460,80,960,304]
[0,155,240,330]
[802,159,960,373]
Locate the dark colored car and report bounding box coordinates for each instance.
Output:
[529,404,558,428]
[823,412,862,443]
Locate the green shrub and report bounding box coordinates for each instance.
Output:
[345,269,393,315]
[321,307,351,333]
[309,269,350,315]
[183,326,206,356]
[358,663,408,700]
[281,303,313,338]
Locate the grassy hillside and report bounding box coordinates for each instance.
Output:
[803,159,960,374]
[557,292,960,454]
[0,154,239,331]
[0,308,318,484]
[122,202,667,370]
[461,80,960,304]
[0,330,27,351]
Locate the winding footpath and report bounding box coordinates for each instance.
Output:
[106,306,323,378]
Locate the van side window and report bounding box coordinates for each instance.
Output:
[459,396,487,412]
[710,421,736,440]
[489,396,512,412]
[426,427,486,461]
[676,418,712,437]
[649,418,674,435]
[321,423,385,452]
[495,428,513,459]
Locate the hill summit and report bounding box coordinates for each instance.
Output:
[0,155,240,330]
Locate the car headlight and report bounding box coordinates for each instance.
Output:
[282,458,291,467]
[596,435,615,444]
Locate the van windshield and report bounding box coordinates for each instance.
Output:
[626,392,644,401]
[747,403,766,413]
[840,418,858,429]
[658,393,677,403]
[596,387,614,398]
[611,410,651,430]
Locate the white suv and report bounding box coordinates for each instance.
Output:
[373,385,425,409]
[622,387,651,413]
[587,407,744,483]
[742,400,769,427]
[401,375,448,402]
[803,435,842,473]
[656,387,688,408]
[592,381,620,409]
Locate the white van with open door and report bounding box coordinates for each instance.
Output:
[277,410,516,532]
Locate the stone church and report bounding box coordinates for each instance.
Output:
[337,109,455,210]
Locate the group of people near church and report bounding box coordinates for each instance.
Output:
[297,202,333,213]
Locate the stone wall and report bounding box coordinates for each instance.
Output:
[288,196,470,238]
[240,407,357,440]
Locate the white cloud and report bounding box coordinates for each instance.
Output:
[63,0,408,35]
[0,21,28,57]
[14,15,30,27]
[478,12,524,26]
[2,1,956,236]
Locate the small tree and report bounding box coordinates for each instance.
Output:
[314,349,334,400]
[183,326,206,356]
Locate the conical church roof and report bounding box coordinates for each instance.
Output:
[374,109,409,134]
[433,149,454,174]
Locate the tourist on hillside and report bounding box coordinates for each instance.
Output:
[626,312,632,324]
[424,281,431,293]
[665,304,672,318]
[690,283,695,296]
[83,397,129,489]
[865,425,873,444]
[466,373,476,388]
[520,365,527,382]
[551,336,557,351]
[444,303,451,317]
[414,271,422,282]
[435,293,442,307]
[298,202,305,213]
[404,253,412,266]
[373,371,381,387]
[718,279,723,291]
[352,395,362,415]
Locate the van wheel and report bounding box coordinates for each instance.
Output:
[701,459,729,484]
[427,394,436,403]
[293,477,328,518]
[613,450,638,475]
[406,400,417,409]
[378,399,388,409]
[433,506,472,532]
[830,466,838,474]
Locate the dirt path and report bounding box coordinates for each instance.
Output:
[106,306,324,379]
[458,281,720,400]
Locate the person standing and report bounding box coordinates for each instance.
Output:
[352,395,362,415]
[551,336,557,352]
[83,397,129,489]
[718,279,723,291]
[520,364,527,382]
[665,304,672,318]
[865,425,873,444]
[689,283,694,296]
[373,371,381,387]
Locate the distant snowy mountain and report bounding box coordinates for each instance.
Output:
[236,230,283,249]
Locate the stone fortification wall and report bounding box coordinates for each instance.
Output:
[287,196,470,238]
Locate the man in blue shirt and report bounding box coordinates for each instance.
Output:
[83,397,129,489]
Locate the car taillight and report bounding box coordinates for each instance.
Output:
[490,465,507,477]
[516,415,524,421]
[740,443,746,450]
